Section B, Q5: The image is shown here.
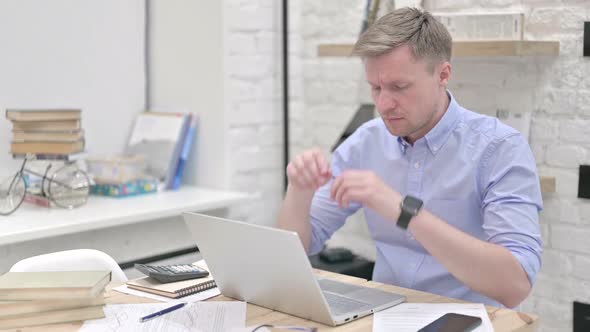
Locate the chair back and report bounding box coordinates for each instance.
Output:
[10,249,127,283]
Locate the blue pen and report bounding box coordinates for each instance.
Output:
[139,302,186,323]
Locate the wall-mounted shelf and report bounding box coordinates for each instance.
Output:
[318,40,560,57]
[0,186,251,246]
[540,175,556,194]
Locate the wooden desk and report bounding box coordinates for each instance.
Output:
[4,270,538,332]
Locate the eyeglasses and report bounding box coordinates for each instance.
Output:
[0,156,90,216]
[251,325,317,332]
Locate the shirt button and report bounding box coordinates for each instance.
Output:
[414,162,420,169]
[433,146,438,151]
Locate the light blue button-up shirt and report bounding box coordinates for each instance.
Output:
[309,92,543,307]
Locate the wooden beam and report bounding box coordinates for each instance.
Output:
[318,41,560,57]
[318,44,355,57]
[453,41,559,56]
[540,176,556,194]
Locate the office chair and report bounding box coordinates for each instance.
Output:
[9,249,127,283]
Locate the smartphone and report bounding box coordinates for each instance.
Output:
[417,313,482,332]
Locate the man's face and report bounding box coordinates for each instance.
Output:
[365,44,449,143]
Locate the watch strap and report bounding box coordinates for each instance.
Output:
[396,206,414,230]
[396,195,423,230]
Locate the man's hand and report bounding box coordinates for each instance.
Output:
[330,170,402,221]
[286,149,332,194]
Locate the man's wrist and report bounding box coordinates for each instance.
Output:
[391,191,403,223]
[396,195,424,230]
[286,184,316,203]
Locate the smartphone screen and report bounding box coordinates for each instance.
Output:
[417,313,482,332]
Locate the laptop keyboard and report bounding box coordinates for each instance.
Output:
[318,278,366,294]
[322,292,372,316]
[318,278,405,317]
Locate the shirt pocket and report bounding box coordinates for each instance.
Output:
[424,198,483,237]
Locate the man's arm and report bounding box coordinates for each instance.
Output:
[332,175,535,307]
[332,137,542,309]
[408,208,533,308]
[277,149,332,254]
[277,147,362,255]
[277,185,315,253]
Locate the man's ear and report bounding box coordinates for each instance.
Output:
[438,61,452,87]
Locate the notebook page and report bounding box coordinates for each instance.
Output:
[373,303,493,332]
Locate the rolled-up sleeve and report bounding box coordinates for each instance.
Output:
[480,133,543,285]
[308,132,363,256]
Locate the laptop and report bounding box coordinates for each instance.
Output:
[182,212,406,326]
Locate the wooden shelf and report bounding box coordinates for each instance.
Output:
[318,40,560,57]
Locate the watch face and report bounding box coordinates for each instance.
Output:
[404,196,423,213]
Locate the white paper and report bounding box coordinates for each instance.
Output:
[373,303,493,332]
[80,301,246,332]
[113,284,221,303]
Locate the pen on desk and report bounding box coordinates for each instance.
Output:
[278,327,317,332]
[139,302,186,323]
[251,325,317,332]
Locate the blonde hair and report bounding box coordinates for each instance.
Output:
[352,8,452,70]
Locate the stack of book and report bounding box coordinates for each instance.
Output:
[5,109,85,156]
[0,270,111,329]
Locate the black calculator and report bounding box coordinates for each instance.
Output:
[134,264,209,283]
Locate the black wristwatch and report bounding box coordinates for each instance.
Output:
[396,195,423,230]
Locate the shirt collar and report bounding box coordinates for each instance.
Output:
[424,91,461,155]
[397,136,410,154]
[395,91,461,155]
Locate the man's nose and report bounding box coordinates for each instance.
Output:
[376,90,397,112]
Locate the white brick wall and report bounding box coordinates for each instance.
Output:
[224,0,284,226]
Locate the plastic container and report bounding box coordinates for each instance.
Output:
[86,155,146,184]
[90,178,158,197]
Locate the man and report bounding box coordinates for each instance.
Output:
[277,8,542,308]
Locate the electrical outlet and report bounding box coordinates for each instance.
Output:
[574,301,590,332]
[584,22,590,57]
[579,165,590,199]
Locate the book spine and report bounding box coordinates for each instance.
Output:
[177,280,216,297]
[165,113,192,190]
[433,12,524,41]
[171,114,197,190]
[12,152,87,161]
[23,193,51,208]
